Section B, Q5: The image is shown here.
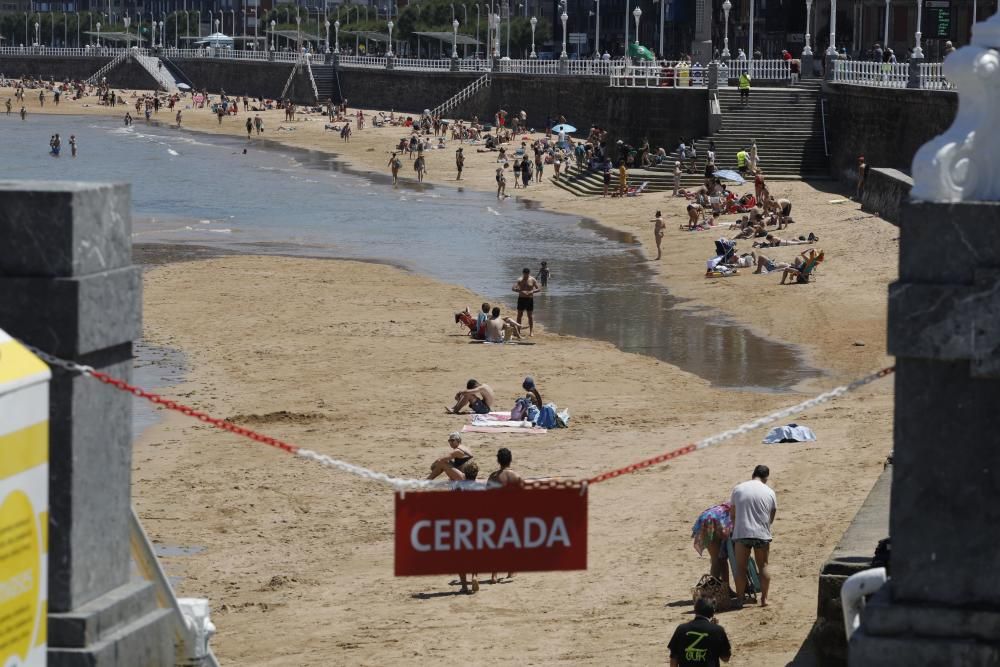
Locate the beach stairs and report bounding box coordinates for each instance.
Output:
[553,79,830,197]
[312,63,336,103]
[431,73,491,118]
[84,49,128,85]
[134,53,180,93]
[160,57,195,90]
[280,56,319,104]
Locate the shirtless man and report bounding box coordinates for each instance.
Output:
[775,198,793,229]
[487,447,523,583]
[512,268,541,336]
[484,307,522,342]
[446,379,495,414]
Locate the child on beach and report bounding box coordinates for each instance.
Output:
[539,261,550,287]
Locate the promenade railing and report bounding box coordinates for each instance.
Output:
[392,57,451,71]
[918,61,954,89]
[833,60,911,88]
[609,63,709,88]
[337,54,387,68]
[724,58,791,81]
[497,58,560,74]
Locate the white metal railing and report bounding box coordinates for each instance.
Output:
[498,58,560,74]
[84,49,127,85]
[918,61,954,90]
[833,60,909,88]
[725,58,791,81]
[565,59,617,76]
[609,62,709,88]
[303,56,319,100]
[431,72,490,117]
[134,53,179,91]
[458,58,492,71]
[337,54,387,69]
[392,57,451,71]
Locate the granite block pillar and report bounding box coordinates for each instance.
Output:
[801,53,814,78]
[824,52,838,81]
[848,201,1000,664]
[0,182,174,666]
[907,56,924,88]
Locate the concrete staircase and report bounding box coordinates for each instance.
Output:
[313,63,335,103]
[554,79,830,197]
[134,53,180,92]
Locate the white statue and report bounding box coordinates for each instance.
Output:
[911,12,1000,202]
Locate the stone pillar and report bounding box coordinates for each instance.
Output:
[907,55,924,88]
[450,55,460,72]
[801,52,814,78]
[850,20,1000,663]
[0,182,174,666]
[707,61,719,91]
[386,54,395,70]
[331,51,339,67]
[558,55,569,74]
[268,48,275,61]
[824,52,838,81]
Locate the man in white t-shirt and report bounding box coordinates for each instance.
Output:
[730,464,777,607]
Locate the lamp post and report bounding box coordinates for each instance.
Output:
[295,14,300,51]
[802,0,811,55]
[324,18,330,52]
[826,0,837,55]
[334,19,339,53]
[722,0,731,57]
[451,17,459,57]
[63,11,67,47]
[158,21,164,48]
[475,4,480,58]
[50,11,54,47]
[749,0,756,63]
[529,15,537,57]
[176,12,180,48]
[93,21,98,47]
[124,14,130,49]
[594,0,600,57]
[75,12,79,46]
[911,0,923,57]
[632,5,641,43]
[883,0,890,48]
[494,12,500,56]
[387,19,394,56]
[270,19,275,50]
[658,0,664,57]
[560,9,568,57]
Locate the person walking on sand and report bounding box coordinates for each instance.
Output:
[455,147,465,180]
[414,154,427,183]
[5,98,10,115]
[512,267,541,336]
[254,115,263,135]
[245,116,253,139]
[730,464,776,608]
[388,152,402,186]
[652,210,666,260]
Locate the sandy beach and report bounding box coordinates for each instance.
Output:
[8,85,897,664]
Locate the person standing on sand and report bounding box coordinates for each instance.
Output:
[487,447,523,584]
[455,147,465,180]
[246,116,253,139]
[414,154,427,183]
[388,152,402,186]
[254,114,263,135]
[730,464,776,608]
[652,210,666,260]
[673,161,682,197]
[5,98,11,115]
[512,267,541,336]
[496,166,507,199]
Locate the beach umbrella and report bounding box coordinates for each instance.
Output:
[714,169,745,184]
[551,123,577,134]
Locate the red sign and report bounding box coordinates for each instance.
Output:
[394,487,588,576]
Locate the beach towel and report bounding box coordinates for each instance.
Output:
[462,424,548,435]
[762,424,817,444]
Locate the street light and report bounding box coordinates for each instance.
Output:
[124,14,130,49]
[722,0,732,57]
[158,21,164,48]
[270,19,276,50]
[387,19,394,56]
[632,6,641,43]
[594,0,601,57]
[529,15,537,57]
[802,0,812,56]
[883,0,890,49]
[475,4,480,58]
[325,18,330,52]
[334,19,339,53]
[296,14,300,52]
[75,12,79,47]
[452,18,459,57]
[93,21,98,47]
[826,0,837,55]
[493,13,500,57]
[912,0,924,58]
[749,0,756,63]
[560,9,568,57]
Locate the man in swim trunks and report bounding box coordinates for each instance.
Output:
[512,268,541,336]
[428,432,476,481]
[446,379,495,414]
[487,447,523,583]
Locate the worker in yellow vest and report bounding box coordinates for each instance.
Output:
[739,72,751,105]
[736,148,749,175]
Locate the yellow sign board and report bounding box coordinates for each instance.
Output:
[0,331,50,667]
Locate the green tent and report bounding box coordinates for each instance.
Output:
[628,42,655,60]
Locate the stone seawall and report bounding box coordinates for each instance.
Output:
[861,168,912,226]
[0,55,160,90]
[823,83,957,184]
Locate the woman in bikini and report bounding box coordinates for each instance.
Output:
[652,211,666,260]
[428,432,475,481]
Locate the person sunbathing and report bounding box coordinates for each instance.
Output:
[780,249,825,284]
[750,252,792,274]
[446,379,495,414]
[484,307,523,342]
[753,233,817,248]
[428,432,476,481]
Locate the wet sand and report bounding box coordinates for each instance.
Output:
[11,86,898,664]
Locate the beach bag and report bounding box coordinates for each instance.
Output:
[510,397,531,421]
[692,574,731,611]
